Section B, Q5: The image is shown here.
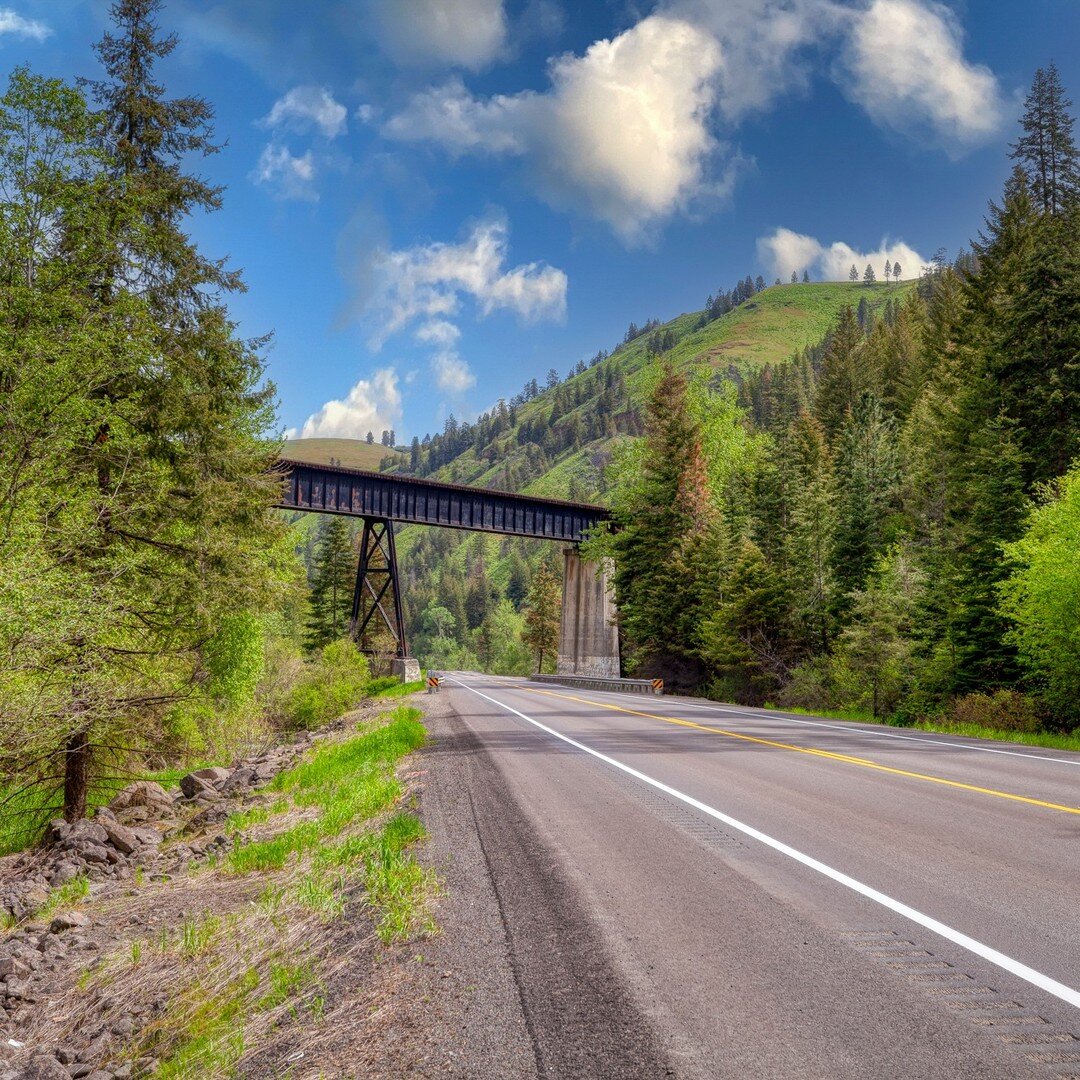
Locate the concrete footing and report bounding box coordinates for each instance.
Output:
[391,657,421,683]
[556,548,620,679]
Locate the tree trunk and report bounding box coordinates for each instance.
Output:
[63,728,91,822]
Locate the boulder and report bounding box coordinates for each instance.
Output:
[12,1057,69,1080]
[101,824,138,856]
[220,767,256,794]
[0,957,30,980]
[48,863,80,888]
[73,843,110,866]
[71,821,109,844]
[178,774,214,800]
[49,911,89,933]
[108,782,172,815]
[190,766,229,787]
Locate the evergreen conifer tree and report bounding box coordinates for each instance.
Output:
[307,518,355,650]
[4,1,285,820]
[1011,62,1080,216]
[815,306,867,439]
[522,560,562,673]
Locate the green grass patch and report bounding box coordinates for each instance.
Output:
[906,719,1080,752]
[258,960,318,1011]
[150,965,258,1079]
[39,873,90,918]
[363,821,438,944]
[226,707,425,875]
[178,914,222,959]
[291,870,346,920]
[368,676,426,698]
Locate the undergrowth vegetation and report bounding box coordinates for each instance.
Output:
[0,637,379,856]
[58,706,437,1078]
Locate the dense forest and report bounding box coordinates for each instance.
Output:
[3,0,1077,848]
[593,63,1080,733]
[355,63,1080,741]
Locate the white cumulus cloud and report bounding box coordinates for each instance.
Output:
[261,86,347,139]
[758,227,928,282]
[432,353,477,394]
[0,8,50,40]
[386,14,725,243]
[370,0,508,71]
[843,0,1005,149]
[291,367,403,441]
[251,143,317,201]
[366,217,567,345]
[385,1,1004,239]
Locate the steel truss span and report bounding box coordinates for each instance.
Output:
[276,459,609,543]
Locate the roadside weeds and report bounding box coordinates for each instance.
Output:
[2,702,440,1079]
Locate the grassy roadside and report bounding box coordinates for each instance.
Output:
[38,702,439,1078]
[762,703,1080,752]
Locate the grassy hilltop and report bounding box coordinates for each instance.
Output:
[282,436,403,471]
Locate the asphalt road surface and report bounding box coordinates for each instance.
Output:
[423,672,1080,1080]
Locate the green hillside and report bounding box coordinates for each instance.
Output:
[282,437,403,470]
[660,281,911,371]
[413,280,914,501]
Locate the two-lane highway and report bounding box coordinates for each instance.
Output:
[430,672,1080,1079]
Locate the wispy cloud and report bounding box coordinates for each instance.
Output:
[369,0,508,71]
[0,8,50,40]
[250,143,318,202]
[261,86,347,139]
[364,216,567,347]
[345,216,566,402]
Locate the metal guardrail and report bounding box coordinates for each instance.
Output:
[529,674,663,696]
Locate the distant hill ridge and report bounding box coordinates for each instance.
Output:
[281,437,403,471]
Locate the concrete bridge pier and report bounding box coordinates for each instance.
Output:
[557,548,620,679]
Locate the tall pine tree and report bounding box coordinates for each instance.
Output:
[307,518,356,650]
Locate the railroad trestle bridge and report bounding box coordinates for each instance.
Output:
[276,459,620,679]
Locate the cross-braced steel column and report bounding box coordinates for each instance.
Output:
[351,518,408,658]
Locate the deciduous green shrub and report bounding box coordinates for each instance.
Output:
[945,690,1045,734]
[284,640,370,730]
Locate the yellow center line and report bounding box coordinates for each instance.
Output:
[518,686,1080,817]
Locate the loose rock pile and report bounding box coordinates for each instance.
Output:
[0,730,319,1079]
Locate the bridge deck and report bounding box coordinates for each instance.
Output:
[275,459,609,543]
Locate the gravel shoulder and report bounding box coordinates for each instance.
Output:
[387,690,675,1079]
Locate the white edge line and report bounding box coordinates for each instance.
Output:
[511,677,1080,767]
[448,676,1080,1012]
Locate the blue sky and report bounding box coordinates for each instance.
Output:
[3,0,1078,442]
